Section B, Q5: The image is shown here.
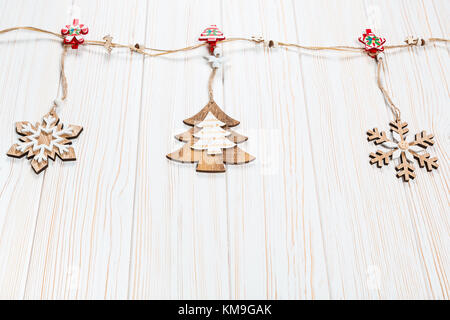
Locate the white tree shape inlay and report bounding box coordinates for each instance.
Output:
[191,112,236,154]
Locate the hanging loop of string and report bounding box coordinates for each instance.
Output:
[208,68,217,101]
[59,46,69,101]
[376,56,401,121]
[51,45,69,113]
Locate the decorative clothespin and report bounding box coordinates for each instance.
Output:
[103,35,113,53]
[199,25,225,54]
[359,29,386,58]
[205,47,224,69]
[404,36,426,46]
[61,19,88,49]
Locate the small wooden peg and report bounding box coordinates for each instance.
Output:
[405,35,417,45]
[404,36,426,46]
[265,40,278,48]
[251,36,264,43]
[103,35,113,53]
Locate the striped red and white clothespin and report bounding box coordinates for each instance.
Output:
[199,25,225,54]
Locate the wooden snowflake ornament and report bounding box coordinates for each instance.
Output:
[61,19,89,49]
[167,100,255,172]
[359,29,386,58]
[7,110,83,174]
[367,119,438,181]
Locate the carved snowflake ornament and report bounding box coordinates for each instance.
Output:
[7,111,83,174]
[367,119,438,181]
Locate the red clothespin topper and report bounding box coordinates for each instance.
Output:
[359,29,386,58]
[199,25,225,54]
[61,19,89,49]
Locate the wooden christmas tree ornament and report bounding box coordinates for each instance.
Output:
[7,110,83,174]
[167,100,255,172]
[168,27,254,172]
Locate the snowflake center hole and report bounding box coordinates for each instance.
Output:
[398,141,409,150]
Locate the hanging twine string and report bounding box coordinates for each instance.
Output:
[0,26,62,38]
[51,45,68,112]
[376,56,401,121]
[208,67,217,101]
[218,37,364,52]
[1,26,448,57]
[0,26,448,116]
[59,46,68,101]
[428,37,450,43]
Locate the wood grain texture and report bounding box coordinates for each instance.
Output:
[0,0,72,299]
[0,0,448,299]
[293,0,449,299]
[222,0,330,299]
[23,0,147,299]
[129,0,231,299]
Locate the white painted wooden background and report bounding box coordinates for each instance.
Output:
[0,0,448,299]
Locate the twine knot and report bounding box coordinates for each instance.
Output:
[375,52,385,62]
[51,98,64,112]
[53,99,63,107]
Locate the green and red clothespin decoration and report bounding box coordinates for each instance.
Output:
[359,29,386,58]
[61,19,89,49]
[199,25,225,54]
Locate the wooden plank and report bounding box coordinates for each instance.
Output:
[222,0,330,299]
[367,0,449,299]
[23,0,146,299]
[0,0,71,299]
[0,0,447,299]
[293,0,448,298]
[129,0,230,299]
